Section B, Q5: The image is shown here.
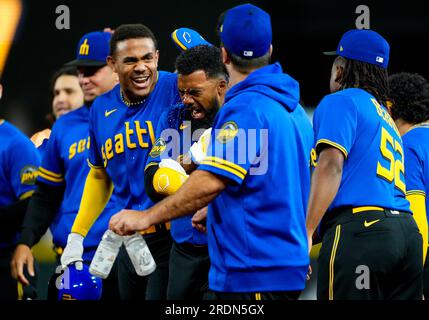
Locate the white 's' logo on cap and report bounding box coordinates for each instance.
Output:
[243,51,253,57]
[376,56,384,63]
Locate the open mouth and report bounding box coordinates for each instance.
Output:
[131,75,150,89]
[190,105,206,120]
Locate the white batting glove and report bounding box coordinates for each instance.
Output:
[189,128,212,164]
[60,233,84,270]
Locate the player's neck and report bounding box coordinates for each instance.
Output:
[395,118,414,136]
[227,67,260,88]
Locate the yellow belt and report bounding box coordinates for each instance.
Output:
[352,206,384,214]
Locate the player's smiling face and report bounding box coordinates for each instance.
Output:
[108,37,159,103]
[178,70,227,120]
[52,74,84,118]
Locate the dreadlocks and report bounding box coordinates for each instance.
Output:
[336,56,390,106]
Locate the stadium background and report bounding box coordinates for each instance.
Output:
[0,0,428,299]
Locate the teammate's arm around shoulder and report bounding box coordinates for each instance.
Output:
[61,167,113,269]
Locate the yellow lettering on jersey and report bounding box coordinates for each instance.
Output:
[87,137,91,149]
[135,121,148,149]
[115,133,124,154]
[69,143,77,160]
[105,138,114,160]
[78,139,86,153]
[371,98,400,137]
[125,122,137,149]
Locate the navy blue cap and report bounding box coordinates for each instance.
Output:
[171,28,211,51]
[324,29,390,69]
[65,31,112,67]
[220,3,272,59]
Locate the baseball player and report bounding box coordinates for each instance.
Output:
[389,72,429,297]
[0,84,41,299]
[31,66,84,151]
[110,4,313,300]
[145,44,228,300]
[61,24,181,300]
[11,31,120,300]
[306,30,423,299]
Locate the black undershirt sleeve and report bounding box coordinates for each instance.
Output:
[17,182,65,247]
[144,164,165,203]
[0,198,31,232]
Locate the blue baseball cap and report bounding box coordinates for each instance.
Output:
[220,3,272,59]
[171,28,211,51]
[65,31,112,67]
[324,29,390,69]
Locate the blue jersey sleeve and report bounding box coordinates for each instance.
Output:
[404,143,425,196]
[198,104,265,185]
[8,138,40,198]
[37,123,65,186]
[313,94,358,158]
[88,106,104,169]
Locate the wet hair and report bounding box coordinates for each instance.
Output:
[335,56,389,106]
[175,45,228,81]
[388,72,429,123]
[110,23,158,56]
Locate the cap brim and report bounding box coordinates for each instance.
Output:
[64,59,106,67]
[323,51,338,56]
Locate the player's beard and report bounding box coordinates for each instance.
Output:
[189,97,220,130]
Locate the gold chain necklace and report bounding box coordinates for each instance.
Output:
[120,91,145,106]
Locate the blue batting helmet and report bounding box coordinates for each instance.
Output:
[57,263,102,300]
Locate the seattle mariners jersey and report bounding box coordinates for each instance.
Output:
[198,63,313,292]
[403,123,429,236]
[0,120,40,247]
[313,88,410,212]
[146,104,207,246]
[37,106,118,252]
[88,71,180,210]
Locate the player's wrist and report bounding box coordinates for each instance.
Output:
[67,232,84,244]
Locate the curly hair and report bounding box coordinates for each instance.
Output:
[388,72,429,123]
[336,56,390,107]
[175,45,228,80]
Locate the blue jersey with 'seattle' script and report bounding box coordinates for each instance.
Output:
[88,71,180,211]
[37,106,119,255]
[313,88,410,213]
[198,63,313,292]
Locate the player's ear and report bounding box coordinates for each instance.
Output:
[0,84,3,99]
[154,50,159,68]
[106,56,117,73]
[334,64,344,84]
[221,47,230,65]
[217,79,228,96]
[269,44,273,57]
